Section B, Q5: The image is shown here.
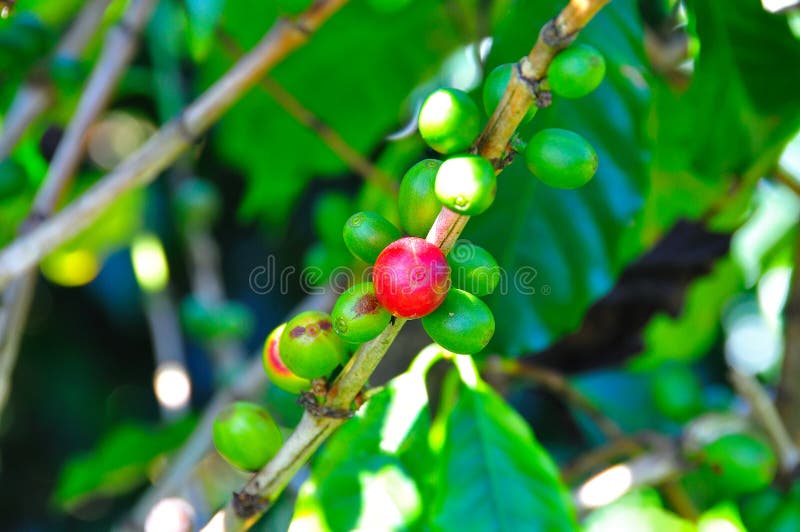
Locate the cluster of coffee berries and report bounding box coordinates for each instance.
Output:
[259,41,607,394]
[486,44,605,189]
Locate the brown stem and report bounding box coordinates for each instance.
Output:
[0,1,350,290]
[0,0,113,159]
[490,357,624,441]
[216,30,398,195]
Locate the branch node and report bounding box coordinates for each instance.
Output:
[297,391,355,419]
[116,18,142,40]
[232,490,270,519]
[535,90,553,108]
[287,17,313,36]
[541,18,577,50]
[176,111,201,145]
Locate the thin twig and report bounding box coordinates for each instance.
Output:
[572,447,685,513]
[777,219,800,443]
[146,7,247,378]
[486,357,624,440]
[33,0,159,214]
[123,292,336,530]
[143,289,189,421]
[730,369,800,473]
[0,0,113,159]
[204,1,612,529]
[216,29,397,195]
[0,0,155,422]
[0,1,350,290]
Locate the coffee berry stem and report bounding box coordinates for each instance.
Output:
[207,0,611,529]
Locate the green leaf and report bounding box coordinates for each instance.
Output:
[431,357,577,531]
[53,416,196,510]
[185,0,226,60]
[294,357,435,531]
[468,0,800,355]
[641,0,800,233]
[199,0,465,227]
[467,0,650,353]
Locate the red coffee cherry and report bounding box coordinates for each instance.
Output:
[372,237,451,319]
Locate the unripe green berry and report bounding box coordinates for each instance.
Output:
[422,288,495,355]
[701,433,777,495]
[547,44,606,99]
[313,192,352,248]
[418,88,481,154]
[447,242,500,297]
[343,211,402,264]
[483,64,537,123]
[434,155,497,216]
[650,365,703,422]
[332,282,392,343]
[174,178,221,230]
[212,402,283,471]
[180,297,254,342]
[0,159,28,200]
[769,499,800,532]
[524,128,598,189]
[279,310,346,379]
[263,323,312,394]
[398,159,442,237]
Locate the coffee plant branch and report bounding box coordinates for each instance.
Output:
[0,0,113,159]
[121,291,337,531]
[0,0,158,421]
[205,0,613,530]
[487,357,624,440]
[217,29,398,195]
[730,369,800,473]
[0,0,350,290]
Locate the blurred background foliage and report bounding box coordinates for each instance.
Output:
[1,0,800,530]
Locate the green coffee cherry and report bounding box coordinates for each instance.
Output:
[332,282,391,343]
[741,488,784,532]
[398,159,442,237]
[174,178,221,230]
[547,44,606,99]
[435,155,496,216]
[279,310,347,379]
[180,297,254,342]
[313,192,352,248]
[524,128,597,189]
[483,64,537,123]
[263,323,312,394]
[418,88,481,154]
[769,499,800,532]
[422,288,495,355]
[343,211,402,264]
[701,433,777,495]
[0,159,28,200]
[447,242,500,297]
[651,365,703,423]
[212,402,283,471]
